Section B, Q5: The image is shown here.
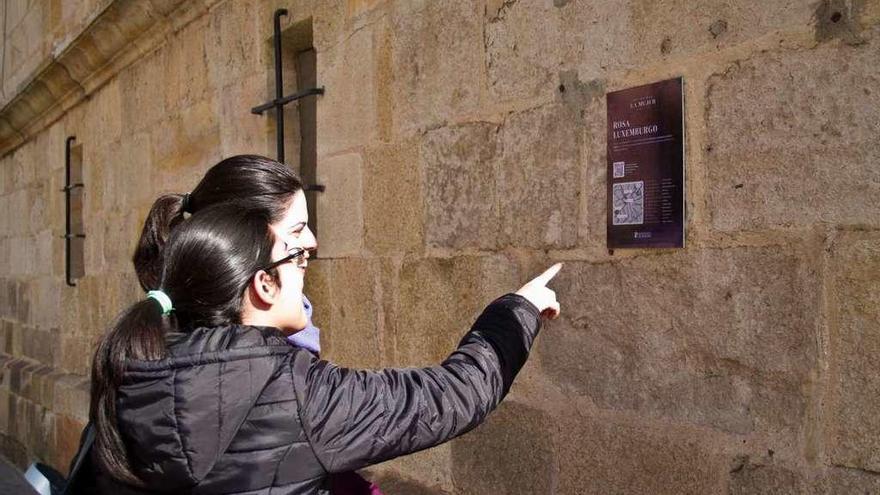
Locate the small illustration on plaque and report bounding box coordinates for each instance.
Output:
[612,181,644,225]
[606,77,685,249]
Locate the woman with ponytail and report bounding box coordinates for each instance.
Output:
[132,155,324,370]
[86,187,562,494]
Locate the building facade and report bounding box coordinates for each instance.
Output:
[0,0,878,492]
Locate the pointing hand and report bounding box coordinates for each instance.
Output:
[515,263,562,320]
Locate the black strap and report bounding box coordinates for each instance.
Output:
[61,422,95,495]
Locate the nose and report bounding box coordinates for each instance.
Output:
[301,226,317,257]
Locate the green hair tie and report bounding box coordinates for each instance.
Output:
[146,290,174,315]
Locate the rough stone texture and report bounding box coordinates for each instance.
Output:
[539,247,819,437]
[317,258,384,370]
[216,73,274,158]
[728,460,806,494]
[119,49,168,135]
[315,152,364,258]
[370,445,454,493]
[558,0,817,80]
[450,400,556,494]
[53,413,86,472]
[484,0,563,103]
[556,410,726,494]
[497,104,581,248]
[316,23,376,156]
[389,0,484,135]
[422,123,500,250]
[707,33,880,231]
[730,462,880,494]
[826,231,880,472]
[205,0,265,92]
[815,468,880,494]
[394,255,520,365]
[363,140,424,255]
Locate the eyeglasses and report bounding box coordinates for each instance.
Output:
[260,246,306,272]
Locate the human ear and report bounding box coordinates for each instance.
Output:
[251,270,279,306]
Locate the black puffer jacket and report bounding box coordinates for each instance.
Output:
[94,294,541,494]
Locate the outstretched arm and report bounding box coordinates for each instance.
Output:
[291,293,542,474]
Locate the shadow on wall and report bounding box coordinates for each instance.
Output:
[367,473,452,495]
[366,401,555,494]
[450,401,556,494]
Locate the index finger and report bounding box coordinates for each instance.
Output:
[531,262,563,286]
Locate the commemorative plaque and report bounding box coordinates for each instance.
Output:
[606,77,685,249]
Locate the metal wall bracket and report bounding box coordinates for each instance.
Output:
[62,136,85,287]
[253,8,325,193]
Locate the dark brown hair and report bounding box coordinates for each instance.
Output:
[133,155,302,290]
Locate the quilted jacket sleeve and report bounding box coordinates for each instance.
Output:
[290,294,542,474]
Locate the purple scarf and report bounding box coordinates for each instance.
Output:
[287,294,321,353]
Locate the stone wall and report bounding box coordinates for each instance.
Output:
[0,0,878,492]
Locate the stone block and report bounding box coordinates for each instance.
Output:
[0,433,29,470]
[555,411,725,494]
[706,35,880,231]
[422,123,500,250]
[375,257,402,364]
[303,258,332,331]
[558,0,816,80]
[538,246,819,437]
[9,236,37,278]
[53,374,89,421]
[0,389,9,433]
[59,332,94,377]
[9,319,24,358]
[394,254,520,365]
[28,403,54,461]
[21,328,57,367]
[119,49,168,135]
[3,319,22,356]
[319,258,383,369]
[496,104,581,248]
[316,24,377,156]
[0,320,9,355]
[389,1,484,135]
[315,152,364,257]
[162,15,213,112]
[84,77,123,145]
[485,0,563,102]
[33,230,55,278]
[53,413,87,475]
[0,282,12,320]
[816,468,880,494]
[363,139,423,255]
[728,460,806,494]
[216,74,274,158]
[151,99,223,181]
[27,277,60,330]
[826,232,880,472]
[450,400,555,494]
[205,0,265,91]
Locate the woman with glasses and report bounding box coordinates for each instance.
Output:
[84,163,561,494]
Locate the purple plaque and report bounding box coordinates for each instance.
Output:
[606,78,685,249]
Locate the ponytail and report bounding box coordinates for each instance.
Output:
[132,194,187,290]
[90,298,175,486]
